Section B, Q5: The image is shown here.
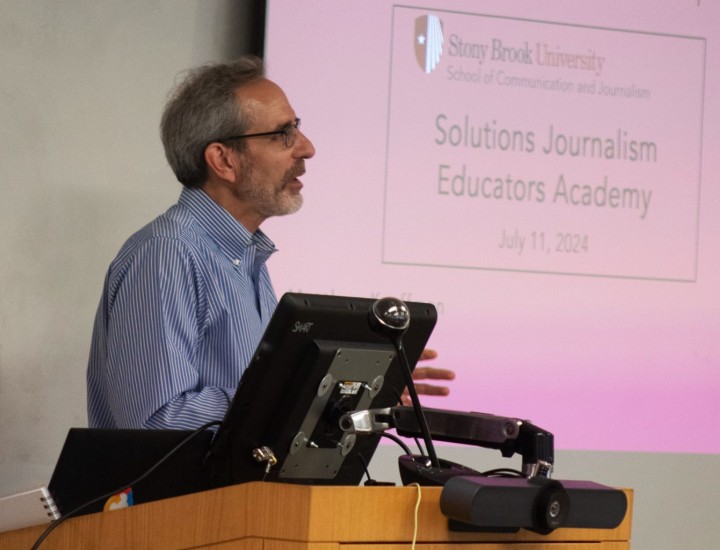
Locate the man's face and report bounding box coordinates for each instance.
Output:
[231,79,315,224]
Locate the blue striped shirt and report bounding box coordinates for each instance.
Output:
[87,187,278,429]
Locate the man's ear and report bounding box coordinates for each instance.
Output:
[204,143,241,184]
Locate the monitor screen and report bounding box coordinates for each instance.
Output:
[207,292,437,486]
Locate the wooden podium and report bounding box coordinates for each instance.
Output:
[0,482,632,549]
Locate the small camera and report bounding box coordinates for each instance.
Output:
[531,479,570,533]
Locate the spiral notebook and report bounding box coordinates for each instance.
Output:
[0,486,60,532]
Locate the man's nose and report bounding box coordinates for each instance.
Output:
[293,129,316,159]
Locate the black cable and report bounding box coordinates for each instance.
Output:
[380,432,413,455]
[481,467,525,478]
[357,453,372,483]
[392,383,426,457]
[31,421,221,550]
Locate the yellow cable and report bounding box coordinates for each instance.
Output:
[407,483,422,549]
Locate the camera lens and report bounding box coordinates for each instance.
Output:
[533,481,570,533]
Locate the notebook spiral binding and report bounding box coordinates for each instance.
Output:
[41,494,60,521]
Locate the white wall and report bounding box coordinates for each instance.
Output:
[0,2,717,549]
[0,0,251,492]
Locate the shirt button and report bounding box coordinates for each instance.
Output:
[232,259,241,266]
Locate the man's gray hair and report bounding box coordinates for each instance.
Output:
[160,55,265,188]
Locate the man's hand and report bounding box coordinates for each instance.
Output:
[403,349,455,405]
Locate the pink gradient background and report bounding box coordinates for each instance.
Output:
[264,1,720,453]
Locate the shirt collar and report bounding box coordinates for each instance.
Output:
[177,187,277,264]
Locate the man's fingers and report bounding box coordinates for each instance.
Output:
[412,366,456,380]
[419,348,438,361]
[413,382,451,396]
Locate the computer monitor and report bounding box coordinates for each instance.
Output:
[206,292,437,486]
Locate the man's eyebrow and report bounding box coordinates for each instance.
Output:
[272,117,298,131]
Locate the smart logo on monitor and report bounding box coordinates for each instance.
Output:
[414,14,444,73]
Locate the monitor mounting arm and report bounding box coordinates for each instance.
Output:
[340,406,554,479]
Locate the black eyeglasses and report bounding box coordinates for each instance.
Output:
[216,118,301,148]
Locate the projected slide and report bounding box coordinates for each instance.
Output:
[265,1,718,454]
[384,7,704,280]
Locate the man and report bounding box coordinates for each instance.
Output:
[87,56,452,430]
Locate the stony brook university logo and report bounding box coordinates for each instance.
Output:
[414,14,444,74]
